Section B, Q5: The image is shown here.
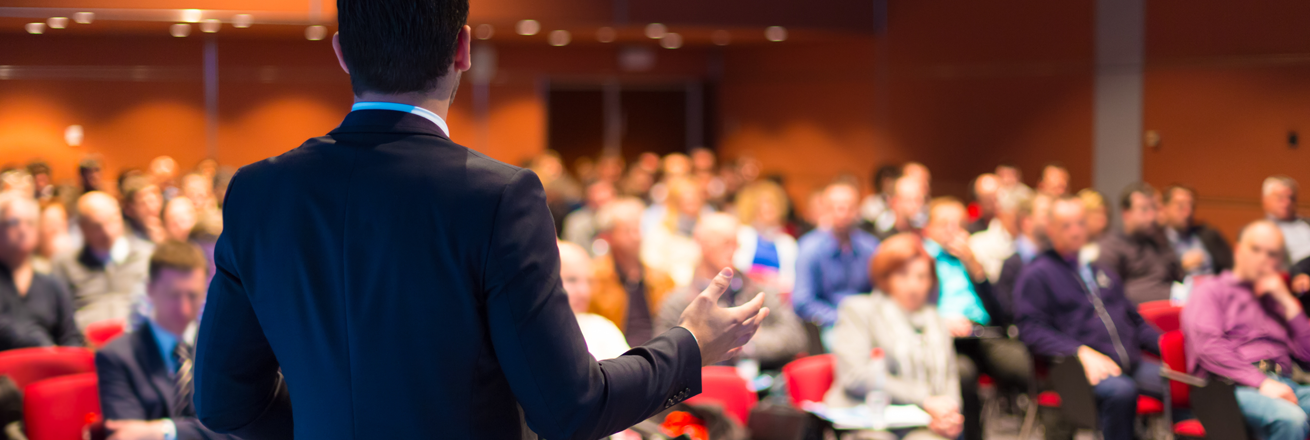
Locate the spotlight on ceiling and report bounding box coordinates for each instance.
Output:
[73,12,94,24]
[475,24,494,40]
[200,19,221,33]
[47,17,69,29]
[170,23,191,37]
[765,26,787,42]
[548,30,571,46]
[232,14,253,28]
[645,23,666,39]
[711,30,731,46]
[516,19,540,36]
[181,9,202,23]
[25,23,45,34]
[660,32,682,49]
[305,25,327,41]
[596,27,616,43]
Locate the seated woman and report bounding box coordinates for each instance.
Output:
[732,180,799,294]
[825,233,964,440]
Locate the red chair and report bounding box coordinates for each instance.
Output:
[1159,330,1251,440]
[1138,300,1175,313]
[22,372,100,440]
[684,366,757,426]
[0,347,95,388]
[84,318,127,349]
[781,354,834,406]
[1140,304,1183,333]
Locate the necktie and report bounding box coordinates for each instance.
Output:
[172,341,195,417]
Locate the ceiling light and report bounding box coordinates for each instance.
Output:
[711,30,731,46]
[25,23,45,34]
[645,23,666,39]
[232,14,253,28]
[305,25,327,40]
[200,19,221,33]
[596,27,616,43]
[170,23,191,37]
[548,30,570,46]
[660,32,682,49]
[516,19,540,36]
[47,17,68,29]
[475,24,494,40]
[73,12,94,24]
[181,9,202,23]
[65,125,83,147]
[765,26,787,42]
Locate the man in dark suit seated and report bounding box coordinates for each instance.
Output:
[96,240,238,440]
[191,1,767,439]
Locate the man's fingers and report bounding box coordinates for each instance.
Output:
[724,346,744,360]
[728,292,766,321]
[699,267,734,303]
[742,307,770,328]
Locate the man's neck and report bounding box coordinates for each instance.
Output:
[355,91,453,120]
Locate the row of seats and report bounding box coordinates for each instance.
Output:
[0,347,102,440]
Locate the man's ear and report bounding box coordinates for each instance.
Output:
[453,25,472,72]
[332,32,349,74]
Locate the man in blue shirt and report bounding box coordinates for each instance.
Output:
[792,181,879,329]
[922,197,1032,440]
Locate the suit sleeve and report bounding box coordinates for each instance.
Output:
[1015,273,1083,358]
[95,350,148,421]
[484,169,702,440]
[172,418,243,440]
[192,175,294,440]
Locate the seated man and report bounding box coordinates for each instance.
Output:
[794,181,879,329]
[0,192,83,350]
[1183,220,1310,440]
[922,197,1030,440]
[96,240,238,440]
[1097,183,1182,304]
[588,197,677,348]
[656,213,806,370]
[51,191,153,328]
[558,240,629,360]
[994,194,1049,323]
[1016,196,1162,440]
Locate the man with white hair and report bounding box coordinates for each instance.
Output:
[656,213,806,369]
[588,197,677,348]
[51,191,153,328]
[1263,175,1310,265]
[558,240,629,360]
[0,192,83,350]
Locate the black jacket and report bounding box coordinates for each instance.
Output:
[193,110,702,440]
[1191,223,1234,275]
[0,267,82,350]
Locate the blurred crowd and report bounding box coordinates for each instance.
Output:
[4,147,1310,440]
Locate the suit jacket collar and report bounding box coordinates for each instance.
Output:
[328,110,450,140]
[132,322,179,418]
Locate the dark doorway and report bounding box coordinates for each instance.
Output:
[546,82,707,172]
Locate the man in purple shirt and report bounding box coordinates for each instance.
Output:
[1183,220,1310,440]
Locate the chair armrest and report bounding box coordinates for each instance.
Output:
[1159,366,1207,388]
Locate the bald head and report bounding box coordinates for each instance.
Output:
[164,197,198,242]
[694,213,740,275]
[78,191,125,254]
[557,240,594,314]
[1234,220,1286,281]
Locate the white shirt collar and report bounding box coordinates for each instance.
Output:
[350,101,450,137]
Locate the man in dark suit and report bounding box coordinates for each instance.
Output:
[192,1,768,439]
[97,240,238,440]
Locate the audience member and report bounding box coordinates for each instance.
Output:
[79,156,106,194]
[871,176,927,240]
[1097,183,1182,304]
[1183,220,1310,440]
[969,179,1022,284]
[189,214,223,287]
[595,155,625,184]
[921,197,1030,440]
[732,180,798,294]
[96,240,238,440]
[27,160,54,203]
[1161,185,1233,279]
[826,233,964,440]
[34,203,71,274]
[994,194,1050,324]
[1036,163,1070,197]
[588,197,676,347]
[0,193,82,350]
[903,162,932,198]
[562,180,617,255]
[163,197,198,244]
[51,191,152,328]
[860,164,902,234]
[1015,196,1162,440]
[1077,189,1108,265]
[181,172,218,219]
[558,240,629,361]
[968,173,1001,234]
[793,181,878,328]
[0,170,33,197]
[996,163,1033,208]
[149,155,180,201]
[213,167,235,209]
[656,213,804,370]
[1263,176,1310,265]
[121,175,165,243]
[643,177,710,286]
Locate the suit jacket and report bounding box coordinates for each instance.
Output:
[589,253,677,334]
[50,237,153,328]
[193,110,702,440]
[96,324,238,440]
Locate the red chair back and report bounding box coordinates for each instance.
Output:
[1138,300,1174,312]
[0,347,95,388]
[84,319,126,349]
[684,366,757,426]
[782,354,834,405]
[1160,330,1190,408]
[23,373,100,440]
[1140,305,1183,333]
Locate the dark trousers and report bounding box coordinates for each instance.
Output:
[1093,360,1162,440]
[955,338,1033,440]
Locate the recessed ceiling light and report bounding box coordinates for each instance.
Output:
[660,32,682,49]
[47,17,69,29]
[232,14,253,28]
[765,26,787,42]
[200,19,221,33]
[170,23,191,37]
[711,30,731,46]
[26,23,45,34]
[645,23,666,39]
[596,27,616,43]
[181,9,202,23]
[516,19,540,36]
[73,12,94,24]
[548,30,571,46]
[475,24,494,40]
[305,25,327,41]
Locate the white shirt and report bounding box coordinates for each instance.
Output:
[575,313,630,360]
[350,102,450,137]
[1274,217,1310,264]
[969,218,1015,283]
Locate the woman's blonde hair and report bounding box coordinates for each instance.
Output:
[734,180,790,226]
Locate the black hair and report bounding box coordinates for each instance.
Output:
[337,0,470,95]
[872,165,901,193]
[1161,184,1195,205]
[1118,182,1157,211]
